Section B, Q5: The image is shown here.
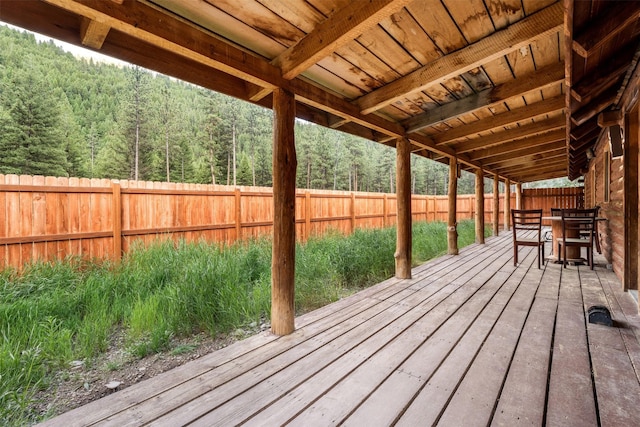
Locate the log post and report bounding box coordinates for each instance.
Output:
[448,157,458,255]
[271,88,297,336]
[624,104,639,293]
[475,168,485,244]
[493,173,500,236]
[516,182,522,209]
[504,178,511,231]
[395,137,412,278]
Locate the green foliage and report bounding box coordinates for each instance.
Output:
[0,220,480,423]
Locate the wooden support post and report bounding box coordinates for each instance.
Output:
[235,188,242,241]
[504,178,511,231]
[395,137,412,279]
[475,168,485,244]
[448,157,458,255]
[516,182,522,209]
[305,191,311,241]
[112,182,122,261]
[271,88,297,336]
[624,105,639,293]
[493,173,500,236]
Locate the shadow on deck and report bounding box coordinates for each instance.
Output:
[39,232,640,426]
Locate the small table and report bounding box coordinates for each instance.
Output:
[542,216,605,264]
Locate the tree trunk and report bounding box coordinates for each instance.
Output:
[232,121,237,186]
[165,126,170,182]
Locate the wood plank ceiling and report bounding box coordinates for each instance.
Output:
[0,0,638,183]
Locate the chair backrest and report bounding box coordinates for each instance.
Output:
[561,208,597,243]
[511,209,542,241]
[550,208,561,216]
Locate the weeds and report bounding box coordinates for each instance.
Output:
[0,220,481,424]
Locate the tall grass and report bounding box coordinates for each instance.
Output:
[0,220,483,424]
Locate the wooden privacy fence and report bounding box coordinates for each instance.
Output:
[521,187,585,225]
[0,174,581,270]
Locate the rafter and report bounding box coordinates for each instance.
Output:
[453,116,565,154]
[570,43,635,103]
[432,95,564,145]
[496,160,566,177]
[42,0,283,90]
[80,16,110,49]
[511,168,567,182]
[404,62,563,134]
[487,150,565,170]
[572,1,640,58]
[477,140,565,165]
[356,2,563,115]
[273,0,413,80]
[571,86,617,126]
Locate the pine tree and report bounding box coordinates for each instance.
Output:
[0,69,68,176]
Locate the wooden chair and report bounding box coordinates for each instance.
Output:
[511,209,545,269]
[557,208,597,269]
[579,205,601,254]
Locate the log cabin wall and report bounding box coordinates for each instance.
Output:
[585,92,639,287]
[587,139,625,280]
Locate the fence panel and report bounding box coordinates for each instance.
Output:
[521,187,584,225]
[0,174,582,270]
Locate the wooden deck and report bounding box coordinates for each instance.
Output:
[40,232,640,426]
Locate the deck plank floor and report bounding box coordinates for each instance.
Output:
[40,232,640,426]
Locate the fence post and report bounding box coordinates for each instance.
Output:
[112,182,122,261]
[350,192,356,233]
[383,194,388,227]
[235,188,242,241]
[305,191,312,240]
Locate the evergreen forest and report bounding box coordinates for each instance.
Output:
[0,25,569,193]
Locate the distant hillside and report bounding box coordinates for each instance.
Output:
[0,25,490,194]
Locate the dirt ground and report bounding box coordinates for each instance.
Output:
[33,323,269,421]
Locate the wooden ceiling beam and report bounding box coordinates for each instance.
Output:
[453,116,566,154]
[356,2,563,115]
[569,117,598,140]
[42,0,284,90]
[571,86,617,126]
[598,110,624,128]
[572,1,640,58]
[432,95,564,145]
[478,140,565,165]
[570,43,635,103]
[496,160,566,176]
[405,62,564,134]
[273,0,413,80]
[80,16,110,49]
[488,150,566,170]
[510,169,567,183]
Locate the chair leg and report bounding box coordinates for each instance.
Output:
[514,244,518,266]
[594,228,602,254]
[537,245,541,269]
[563,244,567,268]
